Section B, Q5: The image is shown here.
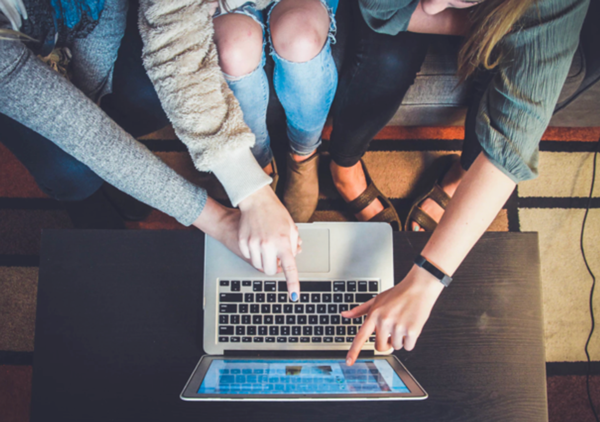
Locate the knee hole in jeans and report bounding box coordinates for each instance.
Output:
[214,15,264,77]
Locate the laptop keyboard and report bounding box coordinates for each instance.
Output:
[217,280,378,344]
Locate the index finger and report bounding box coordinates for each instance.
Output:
[346,317,376,366]
[279,249,300,302]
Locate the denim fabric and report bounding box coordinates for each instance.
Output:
[216,0,339,167]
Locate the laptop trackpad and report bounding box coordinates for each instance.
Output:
[296,228,330,273]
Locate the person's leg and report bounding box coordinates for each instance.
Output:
[329,0,430,221]
[268,0,338,221]
[409,69,494,231]
[213,5,274,171]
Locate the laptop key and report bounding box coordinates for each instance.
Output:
[281,327,290,336]
[358,281,368,292]
[336,326,346,335]
[331,315,340,325]
[346,337,354,342]
[220,293,243,302]
[231,337,240,342]
[311,294,321,303]
[278,281,287,292]
[369,281,378,292]
[369,337,376,342]
[319,315,329,325]
[253,337,264,342]
[261,304,271,313]
[344,294,354,303]
[220,280,230,287]
[353,317,362,325]
[328,304,337,314]
[325,326,335,336]
[256,293,265,303]
[219,315,229,324]
[253,281,263,292]
[284,305,293,313]
[292,326,301,336]
[309,315,318,325]
[315,326,323,336]
[300,293,310,303]
[324,337,333,343]
[231,281,241,291]
[334,294,343,303]
[317,305,327,314]
[253,315,262,325]
[266,293,276,303]
[242,315,250,324]
[258,326,267,335]
[348,326,357,335]
[278,294,288,303]
[220,304,237,313]
[269,326,279,336]
[300,337,310,343]
[300,281,332,292]
[306,304,315,313]
[264,315,274,324]
[276,315,285,324]
[239,304,249,313]
[339,304,349,312]
[231,315,240,324]
[356,294,377,303]
[323,294,332,303]
[272,304,282,313]
[347,281,357,292]
[236,326,245,335]
[242,280,252,287]
[289,337,299,343]
[286,315,296,325]
[242,337,252,343]
[247,326,257,335]
[342,317,351,325]
[312,337,322,343]
[335,337,345,343]
[294,304,304,313]
[277,337,287,343]
[219,336,229,342]
[250,304,260,313]
[265,281,277,292]
[303,326,313,336]
[265,337,275,343]
[297,315,307,324]
[333,281,345,292]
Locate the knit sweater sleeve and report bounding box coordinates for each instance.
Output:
[137,0,271,206]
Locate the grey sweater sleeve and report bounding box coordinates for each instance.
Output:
[0,38,207,226]
[138,0,272,207]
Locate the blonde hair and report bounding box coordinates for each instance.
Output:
[458,0,538,80]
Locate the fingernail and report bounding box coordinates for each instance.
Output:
[291,292,298,302]
[346,358,352,366]
[413,226,419,232]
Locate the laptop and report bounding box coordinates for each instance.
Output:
[181,222,427,401]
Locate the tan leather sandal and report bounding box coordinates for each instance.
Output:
[404,154,459,232]
[345,159,401,231]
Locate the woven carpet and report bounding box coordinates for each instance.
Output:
[0,125,599,421]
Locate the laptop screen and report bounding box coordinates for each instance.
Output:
[197,359,410,395]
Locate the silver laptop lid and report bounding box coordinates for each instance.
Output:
[203,222,394,355]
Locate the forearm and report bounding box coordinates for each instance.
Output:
[420,153,516,276]
[407,2,471,36]
[0,41,207,226]
[138,0,271,206]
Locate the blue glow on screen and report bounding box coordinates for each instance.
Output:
[197,359,410,395]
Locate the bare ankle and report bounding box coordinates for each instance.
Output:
[291,150,316,163]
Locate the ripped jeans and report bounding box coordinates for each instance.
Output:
[215,0,339,168]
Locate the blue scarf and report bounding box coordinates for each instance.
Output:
[50,0,105,28]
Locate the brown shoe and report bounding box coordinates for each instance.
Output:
[283,152,320,222]
[268,157,279,192]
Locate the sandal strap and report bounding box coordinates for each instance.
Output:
[346,182,381,215]
[410,207,438,232]
[428,184,451,209]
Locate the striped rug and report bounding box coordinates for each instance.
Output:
[1,125,599,421]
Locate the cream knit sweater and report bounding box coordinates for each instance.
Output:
[138,0,274,206]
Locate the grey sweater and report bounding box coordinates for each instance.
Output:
[0,0,276,225]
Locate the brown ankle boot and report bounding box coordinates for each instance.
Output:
[283,152,320,222]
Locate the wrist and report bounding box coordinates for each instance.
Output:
[192,197,234,237]
[407,265,446,296]
[238,185,273,211]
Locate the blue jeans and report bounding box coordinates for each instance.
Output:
[0,0,167,201]
[216,0,339,168]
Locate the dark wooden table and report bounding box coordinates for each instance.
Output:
[31,230,548,422]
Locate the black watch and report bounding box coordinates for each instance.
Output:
[414,255,453,287]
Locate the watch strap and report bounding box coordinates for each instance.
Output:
[414,255,453,287]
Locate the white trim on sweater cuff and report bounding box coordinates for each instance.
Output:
[210,148,272,207]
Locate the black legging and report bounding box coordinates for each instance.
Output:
[329,0,491,171]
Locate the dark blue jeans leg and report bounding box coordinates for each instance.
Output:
[100,0,169,138]
[0,112,104,201]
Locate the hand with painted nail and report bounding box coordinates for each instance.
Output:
[237,185,301,301]
[343,265,445,366]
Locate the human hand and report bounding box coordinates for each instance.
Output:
[237,185,301,301]
[343,265,445,365]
